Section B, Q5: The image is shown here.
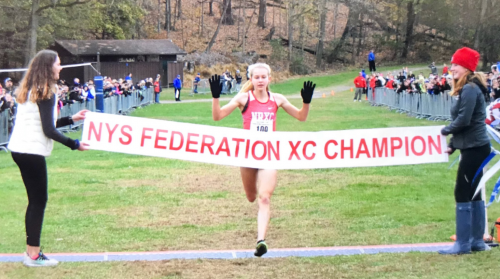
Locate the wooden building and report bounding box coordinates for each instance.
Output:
[49,39,186,86]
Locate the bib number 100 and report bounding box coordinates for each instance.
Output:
[256,126,269,132]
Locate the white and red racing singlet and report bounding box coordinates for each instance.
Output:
[242,91,278,132]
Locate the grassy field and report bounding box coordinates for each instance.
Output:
[1,71,499,278]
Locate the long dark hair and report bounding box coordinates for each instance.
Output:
[16,50,59,104]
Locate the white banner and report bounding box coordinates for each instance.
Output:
[82,112,449,169]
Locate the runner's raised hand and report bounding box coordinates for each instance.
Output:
[301,81,316,104]
[209,75,223,99]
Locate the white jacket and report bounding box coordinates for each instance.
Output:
[8,95,58,157]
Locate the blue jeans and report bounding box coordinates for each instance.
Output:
[155,93,160,103]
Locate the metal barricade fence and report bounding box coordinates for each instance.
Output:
[0,110,9,152]
[191,79,211,95]
[370,87,463,122]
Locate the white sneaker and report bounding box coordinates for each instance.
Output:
[23,252,59,267]
[353,100,357,102]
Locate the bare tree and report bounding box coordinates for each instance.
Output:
[402,0,420,59]
[165,0,172,33]
[222,0,234,25]
[316,0,327,67]
[177,0,182,19]
[209,0,214,16]
[258,0,266,28]
[206,0,230,52]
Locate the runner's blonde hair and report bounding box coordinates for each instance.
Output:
[239,63,272,94]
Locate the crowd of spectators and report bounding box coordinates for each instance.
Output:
[0,78,17,136]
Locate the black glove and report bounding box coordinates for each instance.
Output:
[301,81,316,104]
[209,75,222,99]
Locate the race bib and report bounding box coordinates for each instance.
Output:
[250,118,273,133]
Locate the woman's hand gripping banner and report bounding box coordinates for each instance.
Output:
[82,112,448,169]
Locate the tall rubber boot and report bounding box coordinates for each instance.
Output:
[471,200,491,252]
[439,202,472,255]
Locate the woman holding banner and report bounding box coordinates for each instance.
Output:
[439,47,491,255]
[8,50,89,267]
[210,63,315,257]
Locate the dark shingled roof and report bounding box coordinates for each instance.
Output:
[55,39,187,56]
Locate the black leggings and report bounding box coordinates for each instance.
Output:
[455,144,490,203]
[12,152,48,247]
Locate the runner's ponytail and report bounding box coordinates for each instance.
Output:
[239,80,254,94]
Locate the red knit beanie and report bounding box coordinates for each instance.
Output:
[451,47,480,72]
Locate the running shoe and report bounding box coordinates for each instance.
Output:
[254,240,268,257]
[23,252,59,267]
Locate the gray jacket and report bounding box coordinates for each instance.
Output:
[441,80,489,150]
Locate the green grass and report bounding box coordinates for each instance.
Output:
[1,70,498,277]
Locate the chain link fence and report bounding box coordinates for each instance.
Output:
[0,87,154,152]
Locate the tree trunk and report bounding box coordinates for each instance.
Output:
[199,0,204,37]
[209,0,214,16]
[177,0,182,19]
[316,0,327,68]
[474,0,488,49]
[356,13,364,57]
[287,0,294,64]
[257,0,266,28]
[222,0,234,25]
[333,2,338,39]
[402,0,417,59]
[25,0,40,65]
[328,6,358,63]
[206,0,230,52]
[242,1,246,53]
[157,0,161,33]
[165,0,171,33]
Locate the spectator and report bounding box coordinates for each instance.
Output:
[408,71,415,80]
[377,73,386,86]
[429,62,438,76]
[397,79,413,94]
[386,75,396,89]
[153,77,161,103]
[369,73,377,98]
[353,72,366,102]
[0,86,15,112]
[418,72,425,84]
[146,77,153,89]
[112,80,122,96]
[125,73,133,83]
[442,75,452,91]
[443,63,449,75]
[492,65,499,79]
[235,70,243,92]
[174,75,182,102]
[368,50,376,72]
[4,77,15,95]
[397,72,406,84]
[361,69,367,79]
[491,78,500,100]
[235,70,242,85]
[193,73,201,94]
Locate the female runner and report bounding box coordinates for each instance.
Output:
[209,63,315,257]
